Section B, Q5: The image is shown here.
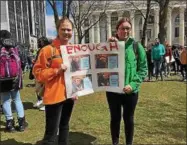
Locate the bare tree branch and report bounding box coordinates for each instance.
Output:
[70,1,110,43]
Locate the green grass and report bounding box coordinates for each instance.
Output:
[0,73,186,145]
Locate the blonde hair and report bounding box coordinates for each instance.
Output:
[56,17,74,30]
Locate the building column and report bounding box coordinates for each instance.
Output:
[106,11,112,38]
[89,16,94,43]
[13,1,18,41]
[94,13,100,43]
[141,16,145,30]
[179,7,185,46]
[154,9,159,39]
[167,7,172,45]
[130,10,135,37]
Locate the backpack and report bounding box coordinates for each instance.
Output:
[35,45,61,96]
[0,39,20,81]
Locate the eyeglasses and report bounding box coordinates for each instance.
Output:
[118,27,131,31]
[60,28,72,32]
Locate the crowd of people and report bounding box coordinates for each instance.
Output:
[0,16,186,145]
[146,39,187,82]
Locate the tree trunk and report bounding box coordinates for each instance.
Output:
[46,0,59,30]
[67,0,73,18]
[53,5,59,30]
[63,0,67,17]
[141,0,151,47]
[158,0,170,44]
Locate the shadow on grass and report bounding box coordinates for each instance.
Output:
[69,132,97,145]
[25,83,35,88]
[34,131,97,145]
[23,102,34,110]
[0,139,32,145]
[0,119,6,126]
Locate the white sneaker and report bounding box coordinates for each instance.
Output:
[33,100,43,108]
[39,106,45,111]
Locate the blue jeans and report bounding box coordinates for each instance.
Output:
[1,90,24,120]
[153,59,163,80]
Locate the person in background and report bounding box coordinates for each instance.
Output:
[33,17,78,145]
[179,46,187,81]
[107,17,147,145]
[172,45,181,74]
[32,36,51,111]
[151,38,165,81]
[146,43,154,81]
[164,44,173,77]
[0,30,27,132]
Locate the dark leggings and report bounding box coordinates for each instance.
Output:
[42,99,74,145]
[106,92,138,145]
[181,64,187,79]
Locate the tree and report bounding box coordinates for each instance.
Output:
[62,0,73,18]
[46,0,60,29]
[127,0,152,47]
[70,1,110,43]
[154,0,170,44]
[47,0,110,43]
[46,0,72,28]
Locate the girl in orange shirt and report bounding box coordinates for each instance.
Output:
[33,17,77,145]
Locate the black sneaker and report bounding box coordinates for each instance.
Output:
[6,119,15,132]
[17,117,28,132]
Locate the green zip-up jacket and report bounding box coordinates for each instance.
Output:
[124,38,148,93]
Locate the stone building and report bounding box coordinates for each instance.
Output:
[74,1,187,46]
[0,1,46,49]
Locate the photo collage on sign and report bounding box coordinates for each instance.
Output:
[69,55,91,72]
[95,54,118,69]
[97,72,119,87]
[71,74,92,94]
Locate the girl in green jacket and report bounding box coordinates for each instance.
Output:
[107,17,147,145]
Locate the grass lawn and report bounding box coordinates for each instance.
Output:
[0,73,186,145]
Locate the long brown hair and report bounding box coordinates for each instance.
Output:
[115,17,132,39]
[116,17,132,30]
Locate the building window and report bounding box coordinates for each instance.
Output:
[185,27,187,37]
[111,12,118,36]
[148,15,154,24]
[175,14,180,26]
[175,27,179,37]
[85,30,89,43]
[147,29,151,40]
[84,18,89,27]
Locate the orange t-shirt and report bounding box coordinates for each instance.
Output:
[180,49,187,65]
[33,38,67,105]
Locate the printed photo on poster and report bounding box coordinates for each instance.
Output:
[95,54,118,69]
[69,55,91,72]
[71,74,92,95]
[97,72,119,87]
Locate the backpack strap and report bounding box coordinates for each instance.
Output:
[133,41,139,71]
[133,41,138,59]
[46,44,61,68]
